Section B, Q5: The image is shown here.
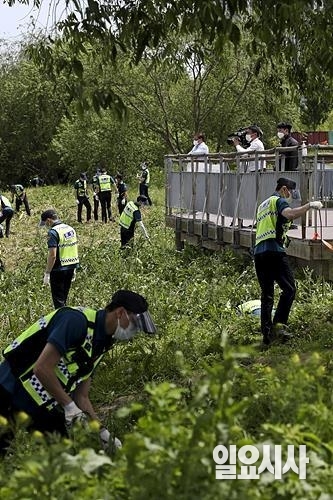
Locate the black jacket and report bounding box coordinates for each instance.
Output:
[280,134,299,171]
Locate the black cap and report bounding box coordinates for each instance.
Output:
[107,290,156,334]
[40,209,58,226]
[137,195,148,203]
[277,122,292,131]
[276,177,296,190]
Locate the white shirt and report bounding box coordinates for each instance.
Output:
[188,141,209,155]
[235,137,265,172]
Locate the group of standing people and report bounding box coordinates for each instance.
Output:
[74,166,149,224]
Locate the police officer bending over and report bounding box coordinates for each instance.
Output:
[0,290,156,453]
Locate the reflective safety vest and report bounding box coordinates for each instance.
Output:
[255,195,291,248]
[119,201,137,229]
[0,195,12,209]
[75,179,87,197]
[53,223,79,267]
[3,307,103,410]
[98,174,113,192]
[142,168,150,185]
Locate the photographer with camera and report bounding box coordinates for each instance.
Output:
[232,125,265,172]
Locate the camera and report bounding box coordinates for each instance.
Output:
[227,126,251,147]
[227,124,263,147]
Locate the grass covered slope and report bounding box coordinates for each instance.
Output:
[0,184,332,499]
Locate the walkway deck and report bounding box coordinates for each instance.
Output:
[166,210,333,280]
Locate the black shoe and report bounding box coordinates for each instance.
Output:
[272,323,294,343]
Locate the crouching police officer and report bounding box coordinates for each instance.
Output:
[0,290,156,453]
[119,195,150,249]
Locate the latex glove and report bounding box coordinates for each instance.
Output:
[309,201,323,210]
[121,198,126,205]
[43,272,50,285]
[63,401,86,427]
[100,427,122,450]
[71,269,76,282]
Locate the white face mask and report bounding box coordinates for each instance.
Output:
[193,140,198,146]
[113,313,138,341]
[245,134,252,142]
[277,132,285,139]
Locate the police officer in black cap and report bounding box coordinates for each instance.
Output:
[74,173,92,223]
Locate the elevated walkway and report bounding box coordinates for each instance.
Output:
[165,146,333,280]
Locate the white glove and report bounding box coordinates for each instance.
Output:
[43,272,50,285]
[94,194,99,201]
[71,269,76,282]
[63,401,86,427]
[99,427,122,450]
[309,201,323,210]
[121,198,126,205]
[76,199,80,205]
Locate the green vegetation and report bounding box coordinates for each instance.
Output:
[0,185,332,498]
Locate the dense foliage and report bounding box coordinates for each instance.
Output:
[0,185,332,498]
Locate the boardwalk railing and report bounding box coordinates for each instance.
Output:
[165,145,333,238]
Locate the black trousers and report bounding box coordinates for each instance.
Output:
[0,384,66,453]
[0,207,14,237]
[77,196,91,222]
[99,191,112,222]
[254,251,296,339]
[93,197,100,220]
[16,195,31,216]
[50,268,75,309]
[139,184,152,205]
[120,225,135,248]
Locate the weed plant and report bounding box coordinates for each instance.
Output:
[0,185,332,498]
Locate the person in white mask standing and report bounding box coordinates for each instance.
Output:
[232,125,265,172]
[0,289,156,454]
[188,132,209,155]
[276,122,299,172]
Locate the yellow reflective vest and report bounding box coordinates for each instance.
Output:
[53,224,79,267]
[3,307,102,410]
[119,201,138,229]
[98,174,112,192]
[255,195,291,248]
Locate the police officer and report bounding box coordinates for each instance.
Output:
[97,168,116,223]
[115,174,128,215]
[0,193,14,238]
[138,162,152,206]
[254,177,322,346]
[40,209,79,309]
[119,195,150,249]
[74,173,92,223]
[91,168,101,221]
[0,289,156,453]
[10,184,31,216]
